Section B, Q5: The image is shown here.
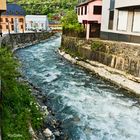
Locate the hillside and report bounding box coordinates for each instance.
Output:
[7,0,78,20]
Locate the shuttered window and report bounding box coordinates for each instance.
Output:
[133,11,140,32]
[117,11,128,31]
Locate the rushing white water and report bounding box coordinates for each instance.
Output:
[15,35,140,140]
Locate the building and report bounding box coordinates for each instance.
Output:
[76,0,102,39]
[25,15,49,31]
[0,4,25,34]
[101,0,140,43]
[0,0,6,12]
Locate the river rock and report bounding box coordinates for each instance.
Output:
[43,128,53,138]
[41,106,49,116]
[53,131,60,137]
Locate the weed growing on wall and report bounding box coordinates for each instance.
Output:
[91,41,104,51]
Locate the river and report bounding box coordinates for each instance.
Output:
[15,35,140,140]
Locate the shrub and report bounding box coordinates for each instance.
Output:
[61,10,84,34]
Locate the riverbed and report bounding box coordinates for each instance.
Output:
[15,35,140,140]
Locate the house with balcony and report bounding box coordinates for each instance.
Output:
[0,4,25,34]
[76,0,102,39]
[101,0,140,43]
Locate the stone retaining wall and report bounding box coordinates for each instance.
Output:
[0,32,54,49]
[61,35,140,78]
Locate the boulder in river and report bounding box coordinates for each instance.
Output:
[43,128,53,138]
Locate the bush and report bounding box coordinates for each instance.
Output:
[61,10,85,34]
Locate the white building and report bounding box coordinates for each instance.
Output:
[101,0,140,43]
[25,15,49,31]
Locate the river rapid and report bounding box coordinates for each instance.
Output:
[15,35,140,140]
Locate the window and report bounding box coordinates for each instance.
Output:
[5,18,8,22]
[93,6,102,15]
[133,10,140,32]
[81,7,83,15]
[19,18,23,22]
[11,25,14,31]
[6,25,9,29]
[11,18,14,23]
[0,18,3,22]
[110,0,115,10]
[85,5,87,15]
[108,0,115,30]
[108,11,114,30]
[117,11,128,31]
[78,7,80,15]
[21,25,23,29]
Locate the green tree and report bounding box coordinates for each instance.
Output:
[8,0,78,20]
[61,10,84,33]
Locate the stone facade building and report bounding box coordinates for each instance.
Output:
[101,0,140,43]
[76,0,102,39]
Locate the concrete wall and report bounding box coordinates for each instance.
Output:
[61,35,140,78]
[101,0,110,32]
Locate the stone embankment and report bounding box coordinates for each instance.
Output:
[0,32,55,49]
[60,35,140,95]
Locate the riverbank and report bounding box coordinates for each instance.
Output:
[1,33,64,140]
[59,50,140,95]
[18,77,64,140]
[60,35,140,95]
[15,35,140,139]
[13,34,64,140]
[0,32,55,49]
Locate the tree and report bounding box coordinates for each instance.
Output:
[61,10,84,33]
[7,0,78,20]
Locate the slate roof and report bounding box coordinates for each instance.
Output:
[2,4,25,16]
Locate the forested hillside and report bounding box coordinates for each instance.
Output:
[8,0,78,20]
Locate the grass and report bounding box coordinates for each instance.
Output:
[0,47,43,140]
